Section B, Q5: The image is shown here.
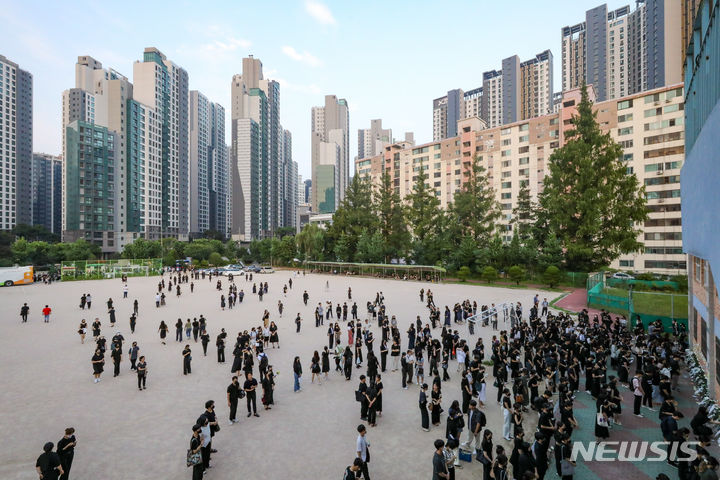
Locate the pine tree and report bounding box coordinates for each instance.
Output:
[375,170,409,262]
[405,160,443,264]
[540,84,647,271]
[326,175,376,261]
[511,183,536,244]
[450,156,500,244]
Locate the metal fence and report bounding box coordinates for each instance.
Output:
[61,258,163,281]
[586,272,688,332]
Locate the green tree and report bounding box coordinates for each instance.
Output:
[272,235,297,265]
[508,265,525,285]
[481,266,498,283]
[60,239,100,261]
[457,266,471,282]
[356,229,384,263]
[538,233,564,271]
[511,183,537,244]
[375,170,409,262]
[449,156,500,244]
[208,252,224,266]
[296,223,325,261]
[122,238,162,259]
[543,265,561,288]
[326,175,376,261]
[405,160,443,264]
[540,84,647,271]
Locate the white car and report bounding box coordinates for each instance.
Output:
[259,266,275,274]
[223,268,245,276]
[611,272,635,280]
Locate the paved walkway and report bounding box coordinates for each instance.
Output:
[554,288,604,317]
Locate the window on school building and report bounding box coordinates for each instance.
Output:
[618,127,633,136]
[619,260,634,267]
[702,318,708,358]
[618,99,633,110]
[501,181,511,189]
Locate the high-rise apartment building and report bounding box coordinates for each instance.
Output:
[561,2,682,102]
[682,0,720,399]
[31,153,62,235]
[0,55,32,230]
[189,91,231,237]
[361,84,686,274]
[480,51,554,128]
[62,50,189,252]
[133,47,189,239]
[433,88,487,141]
[231,56,295,240]
[358,119,392,160]
[311,95,349,213]
[64,121,118,251]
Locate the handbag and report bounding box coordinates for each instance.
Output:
[561,459,575,476]
[186,448,202,467]
[355,390,363,402]
[477,450,490,465]
[365,444,370,463]
[596,413,607,426]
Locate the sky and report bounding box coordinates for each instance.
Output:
[2,0,629,178]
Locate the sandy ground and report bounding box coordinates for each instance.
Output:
[0,272,556,480]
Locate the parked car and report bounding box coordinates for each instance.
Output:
[611,272,635,280]
[259,266,275,274]
[245,265,261,273]
[223,268,245,277]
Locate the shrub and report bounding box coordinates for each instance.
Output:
[543,265,561,288]
[481,266,498,283]
[508,265,525,285]
[457,266,471,282]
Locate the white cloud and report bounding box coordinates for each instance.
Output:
[281,46,322,67]
[305,0,336,25]
[202,37,252,53]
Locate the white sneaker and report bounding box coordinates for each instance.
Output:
[228,421,235,426]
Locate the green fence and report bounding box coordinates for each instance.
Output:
[61,258,163,281]
[586,273,688,332]
[606,278,680,290]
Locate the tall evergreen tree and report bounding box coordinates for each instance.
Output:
[405,160,443,264]
[540,83,647,271]
[326,175,376,261]
[510,183,536,244]
[450,156,500,244]
[375,170,409,262]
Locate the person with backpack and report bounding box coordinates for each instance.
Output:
[343,458,363,480]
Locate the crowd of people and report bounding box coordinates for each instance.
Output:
[23,266,718,480]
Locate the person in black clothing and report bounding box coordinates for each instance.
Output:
[189,425,204,480]
[175,319,183,342]
[216,332,226,363]
[358,375,369,420]
[244,372,259,417]
[133,299,138,315]
[57,428,76,480]
[129,313,137,334]
[366,382,378,427]
[136,356,147,390]
[36,442,63,480]
[111,343,122,377]
[227,376,241,424]
[20,303,29,323]
[344,458,363,480]
[200,330,210,356]
[183,345,192,375]
[532,432,549,480]
[419,383,430,431]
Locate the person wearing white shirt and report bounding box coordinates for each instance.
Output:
[356,424,371,479]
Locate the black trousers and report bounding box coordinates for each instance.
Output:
[420,403,429,429]
[247,393,257,413]
[402,367,407,388]
[359,459,370,480]
[176,330,182,341]
[113,361,120,376]
[21,314,27,322]
[130,358,136,370]
[201,443,211,469]
[59,452,73,480]
[184,358,191,374]
[137,374,146,389]
[192,464,203,480]
[634,394,642,415]
[218,348,225,362]
[361,401,368,420]
[229,400,238,421]
[202,343,208,355]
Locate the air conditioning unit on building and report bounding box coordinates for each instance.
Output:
[657,198,665,203]
[656,170,664,175]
